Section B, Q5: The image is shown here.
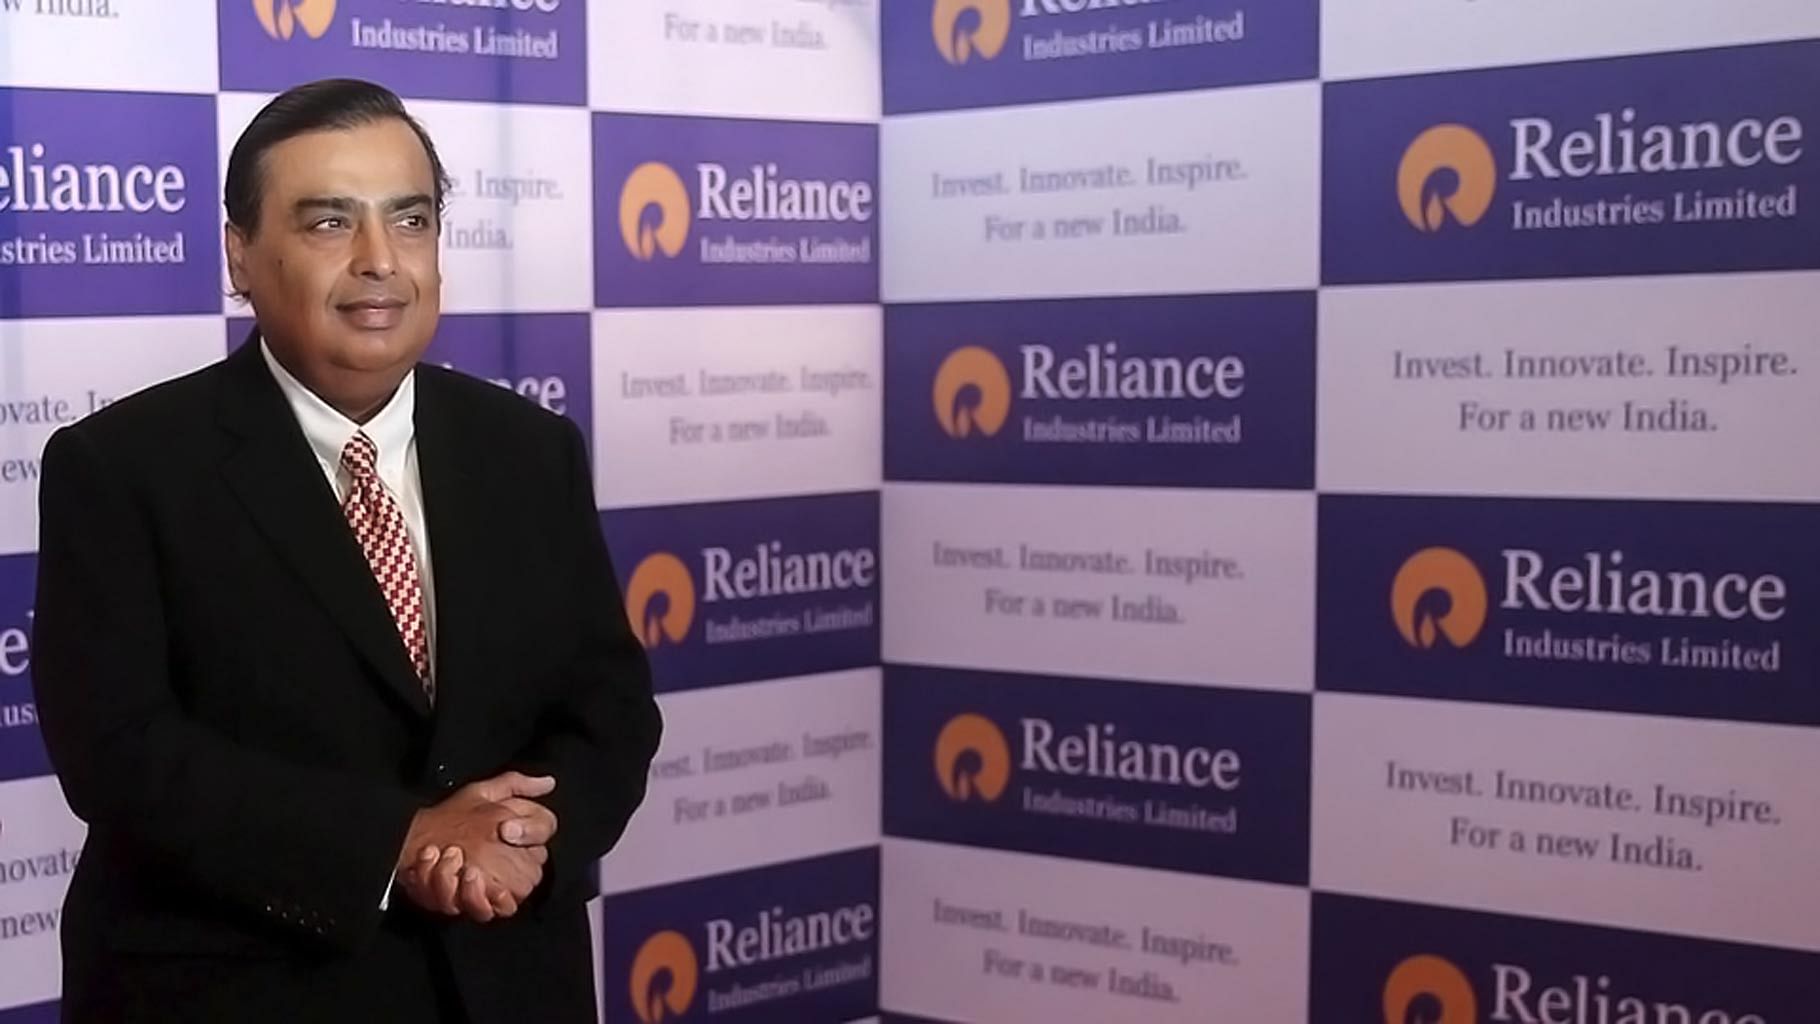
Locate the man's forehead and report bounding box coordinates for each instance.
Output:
[262,122,434,197]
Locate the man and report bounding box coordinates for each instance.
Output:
[30,78,661,1022]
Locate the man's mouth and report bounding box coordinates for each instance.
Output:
[337,297,408,329]
[338,298,407,311]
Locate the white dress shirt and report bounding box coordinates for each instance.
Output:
[259,340,438,669]
[258,340,436,911]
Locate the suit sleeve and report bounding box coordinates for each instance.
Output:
[509,417,662,905]
[31,424,421,953]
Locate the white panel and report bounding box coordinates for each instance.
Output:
[0,775,84,1013]
[881,838,1308,1023]
[1318,273,1820,502]
[0,2,219,94]
[587,893,604,1024]
[1323,0,1820,81]
[0,316,225,556]
[598,669,881,896]
[589,0,880,122]
[593,306,882,508]
[405,100,595,314]
[881,84,1320,302]
[883,482,1315,692]
[1312,692,1820,952]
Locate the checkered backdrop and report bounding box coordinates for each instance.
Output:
[3,2,1818,1022]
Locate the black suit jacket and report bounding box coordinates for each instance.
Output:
[31,337,661,1023]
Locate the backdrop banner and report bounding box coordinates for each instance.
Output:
[3,2,1817,1022]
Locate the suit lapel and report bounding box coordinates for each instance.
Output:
[217,337,433,719]
[413,369,486,738]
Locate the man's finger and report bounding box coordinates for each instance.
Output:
[434,848,464,916]
[488,885,519,920]
[471,771,556,803]
[460,868,495,923]
[405,845,441,887]
[434,847,464,916]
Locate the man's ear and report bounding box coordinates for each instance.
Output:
[224,222,251,298]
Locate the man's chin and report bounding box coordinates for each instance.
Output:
[329,327,433,372]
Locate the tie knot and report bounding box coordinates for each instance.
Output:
[340,432,379,478]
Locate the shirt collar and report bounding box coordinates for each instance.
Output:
[258,338,416,481]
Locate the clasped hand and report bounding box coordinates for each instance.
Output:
[395,771,558,923]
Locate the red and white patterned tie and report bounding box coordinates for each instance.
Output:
[340,432,433,703]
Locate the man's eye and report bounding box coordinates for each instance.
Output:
[310,217,347,231]
[400,214,429,229]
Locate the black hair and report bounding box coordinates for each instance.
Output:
[223,77,453,241]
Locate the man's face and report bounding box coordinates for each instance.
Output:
[226,118,441,391]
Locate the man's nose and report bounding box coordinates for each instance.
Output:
[349,216,397,279]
